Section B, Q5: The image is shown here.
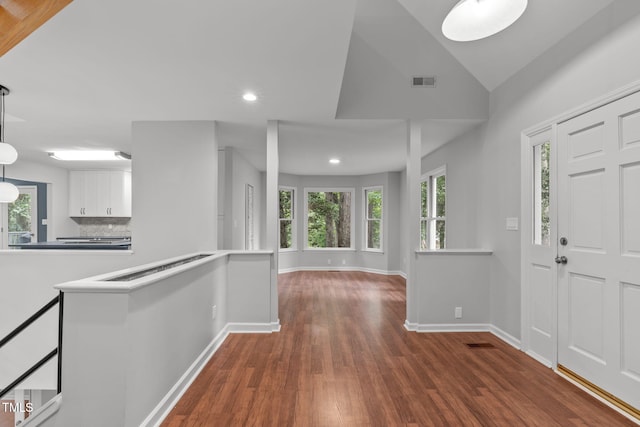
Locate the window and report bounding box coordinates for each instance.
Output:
[279,187,296,250]
[2,185,39,248]
[304,188,354,249]
[420,167,446,249]
[363,187,383,251]
[533,142,550,246]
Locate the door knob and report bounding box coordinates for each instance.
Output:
[555,256,568,264]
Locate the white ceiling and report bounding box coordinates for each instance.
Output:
[0,0,619,175]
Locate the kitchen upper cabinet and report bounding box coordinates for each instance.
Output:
[69,170,132,217]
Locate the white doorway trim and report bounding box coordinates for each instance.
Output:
[520,77,640,370]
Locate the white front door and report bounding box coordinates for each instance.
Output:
[557,90,640,411]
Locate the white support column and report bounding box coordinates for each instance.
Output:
[266,120,280,329]
[405,120,421,329]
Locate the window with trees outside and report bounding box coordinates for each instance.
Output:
[305,188,354,249]
[363,187,383,251]
[533,142,550,246]
[279,187,296,250]
[420,167,446,249]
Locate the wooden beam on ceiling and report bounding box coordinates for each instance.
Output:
[0,0,72,57]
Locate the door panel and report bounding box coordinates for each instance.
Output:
[621,282,640,381]
[558,89,640,411]
[569,170,605,251]
[567,122,605,160]
[620,108,640,148]
[621,163,640,256]
[568,273,605,364]
[530,264,552,335]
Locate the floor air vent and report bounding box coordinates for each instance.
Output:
[465,343,495,348]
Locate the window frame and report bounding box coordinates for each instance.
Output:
[532,141,551,246]
[278,186,297,252]
[362,186,383,253]
[303,187,356,251]
[420,165,447,250]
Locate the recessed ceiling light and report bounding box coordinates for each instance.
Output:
[442,0,528,42]
[329,158,340,165]
[48,151,131,161]
[243,92,257,102]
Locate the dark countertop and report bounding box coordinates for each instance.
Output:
[11,240,131,250]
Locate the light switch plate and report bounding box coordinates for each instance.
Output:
[506,217,519,231]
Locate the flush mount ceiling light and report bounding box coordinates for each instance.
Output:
[442,0,528,42]
[0,84,19,203]
[329,158,340,165]
[48,150,131,161]
[242,92,257,102]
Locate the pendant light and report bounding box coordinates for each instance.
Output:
[442,0,528,42]
[0,84,19,204]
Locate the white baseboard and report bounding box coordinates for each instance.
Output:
[142,326,231,427]
[404,320,419,331]
[404,322,522,350]
[489,324,521,349]
[525,350,552,368]
[409,323,492,333]
[279,266,406,277]
[227,321,281,333]
[143,320,280,427]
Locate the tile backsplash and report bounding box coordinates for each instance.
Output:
[72,217,131,238]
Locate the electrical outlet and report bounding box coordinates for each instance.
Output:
[328,259,332,265]
[455,307,462,319]
[342,259,346,265]
[212,305,217,320]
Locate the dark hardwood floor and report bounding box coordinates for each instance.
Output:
[162,271,636,426]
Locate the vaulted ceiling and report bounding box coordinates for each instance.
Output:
[0,0,620,175]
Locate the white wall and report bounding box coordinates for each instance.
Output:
[38,251,273,427]
[278,172,403,274]
[132,121,218,263]
[1,120,220,388]
[420,130,482,249]
[415,253,490,326]
[52,256,228,427]
[220,147,263,250]
[7,159,78,239]
[419,1,640,338]
[0,251,136,389]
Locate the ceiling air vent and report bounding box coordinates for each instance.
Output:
[412,76,436,88]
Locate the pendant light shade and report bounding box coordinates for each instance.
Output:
[442,0,528,42]
[0,181,19,203]
[1,83,19,204]
[0,142,18,164]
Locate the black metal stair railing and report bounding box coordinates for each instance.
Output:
[0,292,64,399]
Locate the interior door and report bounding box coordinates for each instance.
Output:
[557,90,640,411]
[523,128,556,366]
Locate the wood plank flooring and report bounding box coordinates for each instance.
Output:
[161,271,636,426]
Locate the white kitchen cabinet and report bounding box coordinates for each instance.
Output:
[69,170,131,217]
